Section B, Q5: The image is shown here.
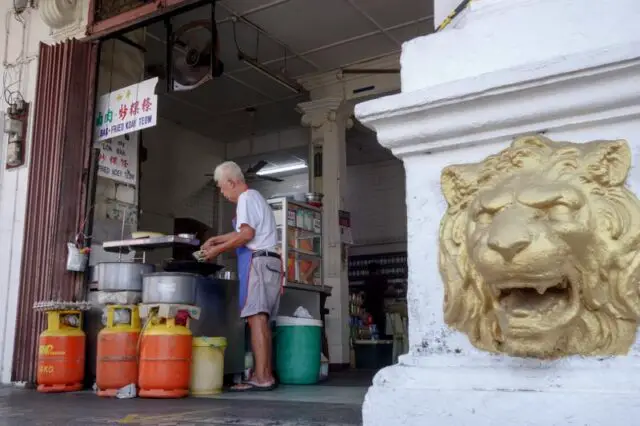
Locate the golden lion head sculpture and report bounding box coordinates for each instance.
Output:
[439,135,640,358]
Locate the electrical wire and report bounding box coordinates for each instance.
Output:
[435,0,473,32]
[2,3,34,107]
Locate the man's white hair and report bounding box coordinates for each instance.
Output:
[214,161,245,183]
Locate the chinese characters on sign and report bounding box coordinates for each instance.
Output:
[95,135,138,185]
[93,77,157,186]
[94,77,158,142]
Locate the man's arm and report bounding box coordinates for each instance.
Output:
[202,231,236,249]
[202,224,255,260]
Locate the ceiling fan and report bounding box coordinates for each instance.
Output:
[204,160,284,183]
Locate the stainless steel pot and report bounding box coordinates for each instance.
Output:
[96,262,155,292]
[142,272,201,305]
[215,270,237,280]
[305,192,324,204]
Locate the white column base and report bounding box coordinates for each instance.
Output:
[364,354,640,426]
[357,0,640,424]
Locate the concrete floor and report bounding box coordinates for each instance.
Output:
[0,371,373,425]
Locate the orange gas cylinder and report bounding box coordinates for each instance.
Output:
[138,317,192,398]
[96,305,141,397]
[37,310,85,393]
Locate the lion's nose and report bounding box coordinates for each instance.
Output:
[487,236,531,262]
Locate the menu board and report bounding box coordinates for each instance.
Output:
[94,77,158,142]
[95,134,138,186]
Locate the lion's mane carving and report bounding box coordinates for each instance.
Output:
[439,135,640,358]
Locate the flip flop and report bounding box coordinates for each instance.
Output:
[229,380,278,392]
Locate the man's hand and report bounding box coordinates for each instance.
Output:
[202,245,223,261]
[200,226,255,261]
[201,232,236,250]
[201,235,223,250]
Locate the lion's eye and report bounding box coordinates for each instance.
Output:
[548,204,572,220]
[476,211,494,225]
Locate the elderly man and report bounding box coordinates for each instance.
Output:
[201,161,281,391]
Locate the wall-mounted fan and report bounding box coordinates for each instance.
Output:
[146,2,224,92]
[171,20,223,91]
[205,160,284,183]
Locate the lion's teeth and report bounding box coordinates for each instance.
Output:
[536,287,545,295]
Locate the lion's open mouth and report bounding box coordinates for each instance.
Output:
[497,277,572,316]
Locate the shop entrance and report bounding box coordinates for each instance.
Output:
[26,0,427,406]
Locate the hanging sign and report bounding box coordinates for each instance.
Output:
[95,135,138,185]
[93,77,158,142]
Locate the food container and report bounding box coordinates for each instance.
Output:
[305,192,323,207]
[142,272,202,305]
[96,262,155,292]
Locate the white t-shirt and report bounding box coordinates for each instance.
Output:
[235,189,278,251]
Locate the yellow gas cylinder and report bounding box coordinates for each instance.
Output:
[96,305,141,397]
[138,317,192,398]
[37,310,85,393]
[190,337,227,395]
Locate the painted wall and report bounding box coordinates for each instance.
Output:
[250,159,407,255]
[136,117,226,265]
[0,6,50,384]
[88,116,226,267]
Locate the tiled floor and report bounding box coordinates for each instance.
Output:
[207,384,368,405]
[0,371,373,425]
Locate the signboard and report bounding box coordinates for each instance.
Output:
[94,77,158,142]
[95,135,138,185]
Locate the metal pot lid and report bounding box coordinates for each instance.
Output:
[142,271,204,278]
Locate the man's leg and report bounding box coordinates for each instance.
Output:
[231,257,281,390]
[247,313,274,384]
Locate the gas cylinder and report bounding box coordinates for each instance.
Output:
[138,316,192,398]
[37,310,85,393]
[96,305,141,397]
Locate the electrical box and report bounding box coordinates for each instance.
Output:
[3,101,29,169]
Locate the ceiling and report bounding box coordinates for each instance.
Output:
[232,122,395,175]
[141,0,435,144]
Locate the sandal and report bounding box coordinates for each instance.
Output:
[229,380,278,392]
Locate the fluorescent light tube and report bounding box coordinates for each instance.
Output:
[256,163,308,176]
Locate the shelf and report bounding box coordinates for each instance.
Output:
[276,224,322,237]
[270,197,324,288]
[268,198,321,212]
[290,248,322,260]
[349,279,407,289]
[102,235,200,253]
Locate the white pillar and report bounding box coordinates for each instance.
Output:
[299,98,352,365]
[356,0,640,425]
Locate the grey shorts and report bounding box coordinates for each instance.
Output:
[240,255,283,319]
